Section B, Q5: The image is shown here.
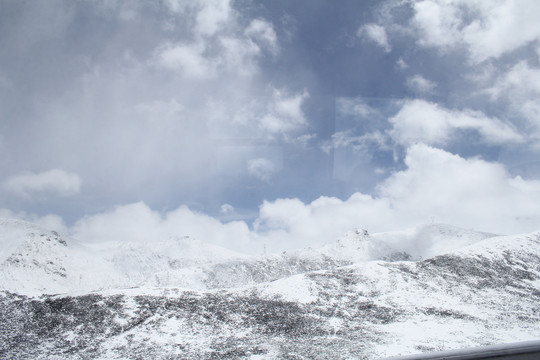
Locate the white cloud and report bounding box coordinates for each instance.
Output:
[336,97,376,117]
[247,158,277,182]
[218,36,261,76]
[486,61,540,138]
[0,208,68,235]
[3,169,82,198]
[323,130,389,154]
[462,1,540,63]
[205,87,310,144]
[245,18,279,56]
[154,42,217,78]
[378,144,540,232]
[411,0,462,50]
[411,0,540,63]
[259,89,310,137]
[406,74,437,94]
[153,37,260,78]
[396,57,408,70]
[153,1,274,79]
[164,0,232,37]
[194,0,232,37]
[220,203,234,214]
[487,61,540,99]
[294,133,317,148]
[11,1,289,206]
[254,194,392,252]
[358,23,391,52]
[388,99,524,146]
[5,145,539,257]
[254,144,540,252]
[71,201,254,251]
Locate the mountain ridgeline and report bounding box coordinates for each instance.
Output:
[0,220,423,296]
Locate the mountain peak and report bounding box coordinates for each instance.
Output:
[349,228,370,237]
[316,228,395,262]
[0,218,67,264]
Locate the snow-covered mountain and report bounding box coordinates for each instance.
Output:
[0,219,251,295]
[0,219,124,295]
[1,218,539,359]
[0,220,415,295]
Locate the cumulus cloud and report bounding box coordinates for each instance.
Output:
[220,203,234,214]
[3,169,82,198]
[259,89,310,137]
[254,194,391,251]
[247,158,277,182]
[153,2,275,79]
[254,144,540,251]
[411,0,540,62]
[486,61,540,138]
[410,0,462,50]
[71,201,254,251]
[378,144,540,232]
[487,61,540,101]
[0,208,68,235]
[358,23,391,52]
[406,74,437,94]
[6,145,538,256]
[388,99,524,146]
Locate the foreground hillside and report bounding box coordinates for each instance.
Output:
[1,219,539,359]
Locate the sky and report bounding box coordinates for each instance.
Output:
[1,0,540,253]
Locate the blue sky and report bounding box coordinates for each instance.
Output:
[2,0,540,252]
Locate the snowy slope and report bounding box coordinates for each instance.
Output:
[1,231,539,359]
[89,236,250,289]
[256,231,540,357]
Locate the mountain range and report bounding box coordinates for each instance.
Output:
[1,218,539,359]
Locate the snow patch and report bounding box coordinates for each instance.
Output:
[258,273,317,303]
